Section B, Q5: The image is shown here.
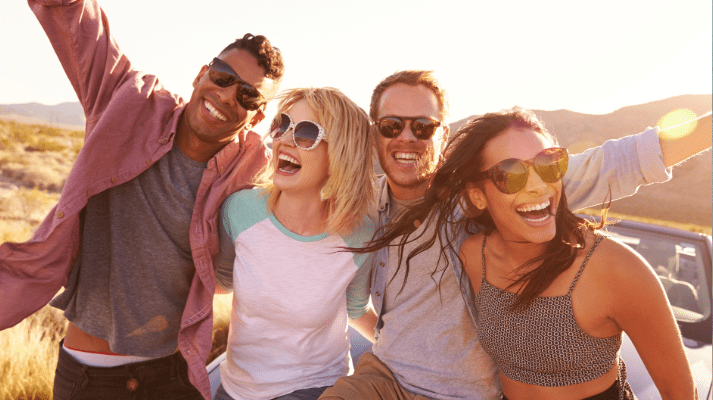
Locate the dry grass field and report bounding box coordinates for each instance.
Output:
[0,120,232,399]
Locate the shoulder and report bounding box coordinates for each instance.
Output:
[460,233,485,258]
[579,231,660,297]
[221,188,269,235]
[459,233,486,292]
[343,216,377,249]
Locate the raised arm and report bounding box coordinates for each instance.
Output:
[29,0,134,133]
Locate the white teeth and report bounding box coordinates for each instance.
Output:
[394,152,418,163]
[516,199,550,213]
[204,100,227,121]
[278,153,300,166]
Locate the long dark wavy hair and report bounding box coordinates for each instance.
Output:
[357,107,607,310]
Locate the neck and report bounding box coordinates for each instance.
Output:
[490,231,548,275]
[387,180,428,202]
[175,113,240,162]
[273,190,329,236]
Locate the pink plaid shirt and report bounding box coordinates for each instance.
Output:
[0,1,269,397]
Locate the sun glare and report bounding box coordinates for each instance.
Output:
[657,109,699,141]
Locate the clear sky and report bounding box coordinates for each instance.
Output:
[1,0,711,124]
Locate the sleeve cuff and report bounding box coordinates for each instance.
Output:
[636,126,673,184]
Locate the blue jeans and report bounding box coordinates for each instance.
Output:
[53,340,202,400]
[213,382,328,400]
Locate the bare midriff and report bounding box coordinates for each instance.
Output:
[64,322,125,355]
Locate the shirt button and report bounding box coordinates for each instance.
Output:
[126,378,139,391]
[376,292,381,297]
[56,211,64,218]
[111,177,117,183]
[86,190,90,196]
[159,138,168,143]
[380,262,385,267]
[145,159,151,164]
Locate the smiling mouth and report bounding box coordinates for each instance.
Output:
[278,153,301,174]
[204,100,227,122]
[516,199,554,222]
[393,152,419,165]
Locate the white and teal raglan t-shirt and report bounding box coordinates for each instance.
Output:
[214,188,375,400]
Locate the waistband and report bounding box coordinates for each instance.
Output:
[57,339,189,384]
[502,379,621,400]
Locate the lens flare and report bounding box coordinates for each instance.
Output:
[657,109,698,141]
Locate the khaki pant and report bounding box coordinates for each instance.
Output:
[319,353,430,400]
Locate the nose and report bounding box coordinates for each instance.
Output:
[524,165,547,195]
[278,127,296,147]
[215,82,238,108]
[395,120,418,143]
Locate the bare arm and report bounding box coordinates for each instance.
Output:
[604,240,696,399]
[660,112,712,167]
[348,307,378,343]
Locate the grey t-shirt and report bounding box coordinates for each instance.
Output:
[371,195,500,400]
[51,142,207,357]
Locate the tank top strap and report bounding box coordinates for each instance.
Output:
[567,234,605,295]
[480,235,487,283]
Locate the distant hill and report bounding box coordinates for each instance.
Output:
[1,95,710,226]
[449,94,712,226]
[0,102,84,130]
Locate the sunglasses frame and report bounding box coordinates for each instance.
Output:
[207,58,266,111]
[474,147,569,194]
[375,116,442,140]
[269,112,327,151]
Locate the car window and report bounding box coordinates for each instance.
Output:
[605,225,711,323]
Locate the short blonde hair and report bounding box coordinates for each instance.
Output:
[255,87,375,236]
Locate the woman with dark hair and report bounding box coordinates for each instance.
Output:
[361,107,695,399]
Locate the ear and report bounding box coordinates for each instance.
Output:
[193,65,210,89]
[465,183,487,211]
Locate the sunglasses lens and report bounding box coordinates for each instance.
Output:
[535,148,568,182]
[493,160,528,194]
[411,119,439,140]
[378,118,404,138]
[293,121,322,149]
[237,86,262,111]
[208,69,235,88]
[270,114,291,139]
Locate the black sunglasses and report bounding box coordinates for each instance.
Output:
[375,116,441,140]
[269,113,327,151]
[208,58,265,111]
[474,147,569,194]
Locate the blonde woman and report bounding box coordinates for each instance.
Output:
[213,87,377,400]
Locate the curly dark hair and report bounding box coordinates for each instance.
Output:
[221,33,285,82]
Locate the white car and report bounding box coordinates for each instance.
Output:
[603,219,712,400]
[207,219,712,399]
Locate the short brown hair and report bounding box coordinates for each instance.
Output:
[369,70,449,122]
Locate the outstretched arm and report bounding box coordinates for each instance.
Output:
[563,112,711,211]
[660,112,711,167]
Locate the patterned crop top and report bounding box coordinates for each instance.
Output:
[474,235,627,388]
